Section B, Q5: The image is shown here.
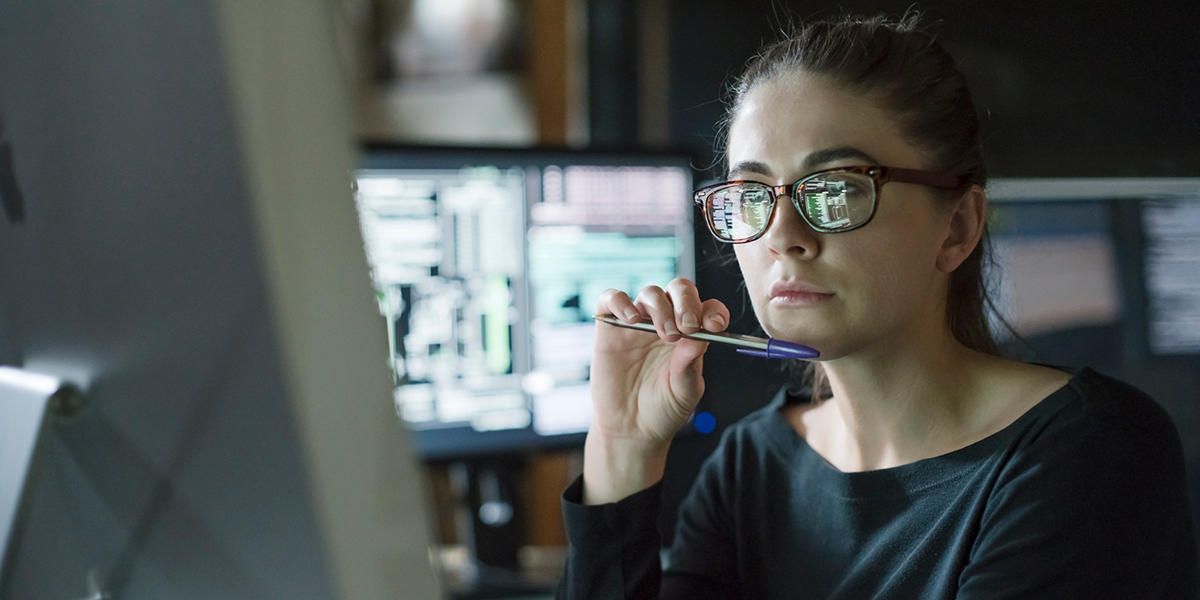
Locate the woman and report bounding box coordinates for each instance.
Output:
[557,13,1198,600]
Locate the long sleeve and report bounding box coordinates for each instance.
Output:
[556,476,664,599]
[661,435,742,599]
[557,424,744,600]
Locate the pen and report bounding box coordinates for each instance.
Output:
[593,314,819,360]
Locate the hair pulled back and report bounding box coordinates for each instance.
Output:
[725,13,1001,395]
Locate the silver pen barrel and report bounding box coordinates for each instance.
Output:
[592,314,769,350]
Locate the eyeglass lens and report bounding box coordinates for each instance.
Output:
[705,172,875,241]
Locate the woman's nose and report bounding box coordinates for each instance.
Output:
[760,191,821,257]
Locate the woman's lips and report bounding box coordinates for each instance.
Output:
[769,282,834,307]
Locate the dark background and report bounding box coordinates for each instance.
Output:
[663,0,1200,180]
[582,0,1200,544]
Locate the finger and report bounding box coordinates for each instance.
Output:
[668,337,709,402]
[633,285,681,340]
[665,278,703,334]
[596,288,641,323]
[700,299,730,332]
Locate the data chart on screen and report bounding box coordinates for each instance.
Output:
[354,157,693,451]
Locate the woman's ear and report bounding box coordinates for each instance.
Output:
[937,185,987,274]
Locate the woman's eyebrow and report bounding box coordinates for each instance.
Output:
[802,147,880,171]
[727,160,773,179]
[728,148,880,180]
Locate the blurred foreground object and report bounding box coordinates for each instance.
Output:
[0,1,442,598]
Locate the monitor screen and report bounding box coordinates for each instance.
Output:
[1142,197,1200,355]
[355,145,695,458]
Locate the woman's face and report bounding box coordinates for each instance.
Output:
[728,73,954,360]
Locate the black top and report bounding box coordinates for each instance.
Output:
[558,367,1198,599]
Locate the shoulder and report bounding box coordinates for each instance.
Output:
[990,367,1189,509]
[964,368,1197,596]
[1070,367,1173,423]
[1056,368,1188,481]
[1042,367,1181,448]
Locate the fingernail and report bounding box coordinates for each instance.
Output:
[711,314,726,329]
[664,322,680,336]
[681,311,699,329]
[624,309,640,322]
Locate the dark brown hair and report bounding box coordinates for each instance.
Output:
[724,13,1001,398]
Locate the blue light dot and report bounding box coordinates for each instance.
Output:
[694,412,716,434]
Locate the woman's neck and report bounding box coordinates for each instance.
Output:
[816,327,995,471]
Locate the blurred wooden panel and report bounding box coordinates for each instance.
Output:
[522,451,582,547]
[528,0,570,145]
[426,463,459,544]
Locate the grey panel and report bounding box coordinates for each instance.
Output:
[0,1,337,598]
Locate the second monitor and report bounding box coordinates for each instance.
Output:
[355,145,695,459]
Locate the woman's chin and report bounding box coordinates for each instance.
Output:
[762,319,830,347]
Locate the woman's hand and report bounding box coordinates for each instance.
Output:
[583,278,729,504]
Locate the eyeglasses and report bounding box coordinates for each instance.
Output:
[693,165,964,243]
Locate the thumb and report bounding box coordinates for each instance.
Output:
[667,338,708,403]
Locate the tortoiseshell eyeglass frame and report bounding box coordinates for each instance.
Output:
[693,165,965,243]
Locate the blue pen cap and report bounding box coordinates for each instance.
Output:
[767,338,819,360]
[735,340,818,360]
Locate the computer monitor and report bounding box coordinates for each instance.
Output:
[355,145,696,459]
[0,2,440,599]
[986,178,1200,364]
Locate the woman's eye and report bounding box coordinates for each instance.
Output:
[742,188,768,202]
